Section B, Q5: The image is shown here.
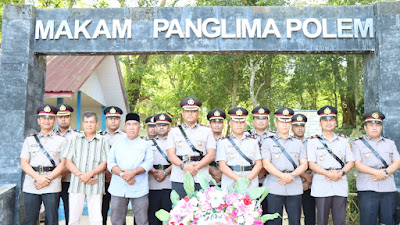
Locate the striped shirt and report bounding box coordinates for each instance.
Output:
[61,132,109,195]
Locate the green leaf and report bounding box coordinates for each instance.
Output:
[260,213,280,222]
[247,187,266,200]
[227,187,235,193]
[256,188,269,207]
[197,173,210,190]
[170,190,180,206]
[155,209,170,222]
[234,177,250,194]
[183,171,195,197]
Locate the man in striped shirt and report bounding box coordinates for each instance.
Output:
[61,111,109,225]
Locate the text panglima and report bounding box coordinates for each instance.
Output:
[35,18,374,40]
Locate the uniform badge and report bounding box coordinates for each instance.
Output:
[160,114,166,121]
[372,112,379,119]
[283,108,289,116]
[236,109,243,116]
[229,154,234,159]
[44,105,51,113]
[297,116,303,122]
[60,104,66,111]
[324,107,331,115]
[32,152,36,157]
[319,156,324,161]
[188,98,195,105]
[214,110,221,117]
[365,153,370,158]
[110,107,116,114]
[258,108,265,114]
[151,117,155,123]
[274,154,280,159]
[198,141,202,147]
[53,152,58,157]
[178,142,183,147]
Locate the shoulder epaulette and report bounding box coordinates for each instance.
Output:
[27,132,38,137]
[383,136,394,141]
[220,135,228,140]
[140,136,145,139]
[98,130,106,135]
[199,124,209,127]
[308,135,320,139]
[245,134,256,139]
[353,136,364,141]
[337,133,348,138]
[268,130,276,133]
[73,129,80,133]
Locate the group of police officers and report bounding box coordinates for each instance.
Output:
[20,96,400,225]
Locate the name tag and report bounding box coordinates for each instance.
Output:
[31,144,39,147]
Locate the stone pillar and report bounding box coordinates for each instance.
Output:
[363,1,400,222]
[0,5,46,225]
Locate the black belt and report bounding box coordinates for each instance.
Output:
[210,161,218,168]
[371,166,387,169]
[153,164,170,170]
[32,166,55,174]
[229,165,253,172]
[324,167,342,171]
[178,155,203,163]
[281,170,293,173]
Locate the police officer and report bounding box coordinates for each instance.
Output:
[353,111,400,225]
[54,104,80,225]
[247,105,274,213]
[262,107,308,225]
[20,104,68,225]
[166,96,216,198]
[100,106,127,225]
[148,113,173,225]
[307,106,354,225]
[291,114,315,225]
[207,108,226,183]
[216,107,262,191]
[145,116,157,140]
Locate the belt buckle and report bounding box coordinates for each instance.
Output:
[183,155,190,163]
[160,164,165,170]
[330,167,334,171]
[240,165,245,172]
[39,165,44,175]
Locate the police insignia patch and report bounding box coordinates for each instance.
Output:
[44,105,51,113]
[324,107,331,115]
[110,107,116,114]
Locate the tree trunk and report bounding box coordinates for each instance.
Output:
[249,57,260,107]
[231,57,239,108]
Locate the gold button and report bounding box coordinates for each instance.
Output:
[320,157,324,161]
[366,153,370,158]
[275,154,280,159]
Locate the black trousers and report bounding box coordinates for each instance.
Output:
[24,192,60,225]
[60,182,70,225]
[148,189,172,225]
[171,182,201,199]
[358,191,397,225]
[315,196,346,225]
[102,182,111,225]
[302,189,316,225]
[266,194,302,225]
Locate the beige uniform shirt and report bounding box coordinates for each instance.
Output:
[352,135,400,192]
[148,136,172,190]
[20,132,67,194]
[307,133,354,197]
[55,128,80,182]
[100,129,127,147]
[261,134,306,196]
[166,123,216,183]
[216,134,261,191]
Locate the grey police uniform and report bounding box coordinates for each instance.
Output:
[216,133,261,191]
[100,129,127,147]
[307,133,354,198]
[21,131,68,194]
[261,134,306,196]
[353,135,400,225]
[149,136,171,190]
[166,123,216,183]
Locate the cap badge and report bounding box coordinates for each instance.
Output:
[283,108,289,116]
[60,105,66,111]
[236,109,243,116]
[324,107,331,115]
[151,117,154,123]
[188,98,195,105]
[44,105,51,113]
[160,114,166,121]
[110,107,116,114]
[258,108,265,114]
[297,115,303,121]
[214,110,221,117]
[372,112,379,119]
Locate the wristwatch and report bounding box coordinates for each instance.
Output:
[341,169,346,176]
[384,170,389,176]
[163,169,169,176]
[119,171,125,176]
[179,162,185,170]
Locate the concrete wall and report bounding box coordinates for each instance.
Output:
[0,185,16,225]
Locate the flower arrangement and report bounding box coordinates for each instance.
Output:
[156,172,280,225]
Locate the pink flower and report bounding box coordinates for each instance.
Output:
[243,196,252,206]
[184,196,190,202]
[254,219,263,225]
[225,192,239,206]
[232,209,239,217]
